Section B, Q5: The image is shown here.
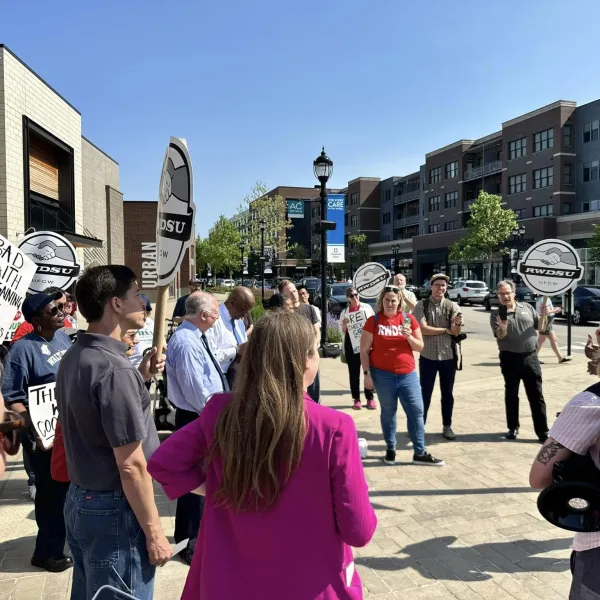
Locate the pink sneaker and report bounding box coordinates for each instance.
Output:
[352,399,362,410]
[366,399,377,410]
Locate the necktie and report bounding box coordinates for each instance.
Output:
[201,333,229,392]
[231,318,242,345]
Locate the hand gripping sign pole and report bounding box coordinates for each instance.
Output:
[152,138,196,367]
[517,239,584,359]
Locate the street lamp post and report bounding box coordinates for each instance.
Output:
[239,242,246,287]
[313,147,334,350]
[259,219,266,303]
[509,225,527,282]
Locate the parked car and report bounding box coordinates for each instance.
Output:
[553,286,600,325]
[299,277,321,299]
[447,280,488,306]
[484,286,539,311]
[314,283,353,317]
[415,280,450,300]
[222,278,235,288]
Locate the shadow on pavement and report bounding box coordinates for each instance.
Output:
[369,487,536,498]
[356,535,571,581]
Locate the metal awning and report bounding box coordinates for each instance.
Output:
[58,231,103,248]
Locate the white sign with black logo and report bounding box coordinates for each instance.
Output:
[517,239,584,295]
[353,262,391,299]
[18,231,80,294]
[157,137,196,287]
[28,382,58,450]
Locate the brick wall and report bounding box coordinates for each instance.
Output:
[106,186,124,264]
[0,47,83,243]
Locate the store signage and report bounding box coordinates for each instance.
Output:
[287,199,304,219]
[18,231,80,293]
[157,137,195,286]
[353,262,391,299]
[141,242,158,289]
[326,193,345,263]
[517,239,583,295]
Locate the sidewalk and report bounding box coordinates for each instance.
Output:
[0,338,586,599]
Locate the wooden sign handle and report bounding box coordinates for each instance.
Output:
[538,295,549,332]
[151,284,170,370]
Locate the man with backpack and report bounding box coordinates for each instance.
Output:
[413,274,464,440]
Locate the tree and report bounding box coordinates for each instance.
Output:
[287,242,308,262]
[349,233,369,265]
[206,216,241,276]
[588,223,600,267]
[448,191,517,285]
[195,236,210,275]
[237,181,292,257]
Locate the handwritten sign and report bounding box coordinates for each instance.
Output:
[347,309,369,354]
[28,383,58,449]
[3,310,25,342]
[0,234,37,341]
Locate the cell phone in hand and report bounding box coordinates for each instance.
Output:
[498,304,508,321]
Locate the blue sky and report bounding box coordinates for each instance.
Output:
[2,0,599,237]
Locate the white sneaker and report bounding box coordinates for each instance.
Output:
[28,484,36,501]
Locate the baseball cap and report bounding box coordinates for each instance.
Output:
[430,273,450,285]
[189,278,201,285]
[22,292,64,323]
[140,293,152,312]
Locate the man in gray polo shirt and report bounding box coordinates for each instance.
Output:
[56,265,172,600]
[490,279,548,442]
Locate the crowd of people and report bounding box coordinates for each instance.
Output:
[0,266,598,599]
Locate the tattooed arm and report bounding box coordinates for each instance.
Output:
[529,438,573,489]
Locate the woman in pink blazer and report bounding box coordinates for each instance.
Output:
[148,310,377,599]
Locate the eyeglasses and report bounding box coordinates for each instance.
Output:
[347,293,359,298]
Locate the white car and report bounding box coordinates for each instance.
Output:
[447,280,488,306]
[222,279,235,288]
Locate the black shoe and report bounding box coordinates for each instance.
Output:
[505,429,519,440]
[384,449,396,465]
[538,432,549,444]
[180,548,194,566]
[31,555,73,573]
[413,452,445,466]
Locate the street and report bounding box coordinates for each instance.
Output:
[456,303,598,356]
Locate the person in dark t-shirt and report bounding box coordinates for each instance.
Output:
[279,280,321,403]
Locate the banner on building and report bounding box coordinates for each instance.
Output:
[326,194,345,263]
[28,382,57,450]
[18,231,80,294]
[287,199,304,219]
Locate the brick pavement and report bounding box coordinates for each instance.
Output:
[0,338,585,599]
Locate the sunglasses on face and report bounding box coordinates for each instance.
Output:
[45,304,65,317]
[384,286,400,293]
[347,293,359,298]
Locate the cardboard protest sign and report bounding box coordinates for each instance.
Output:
[0,234,37,341]
[347,308,370,353]
[28,382,58,449]
[3,309,25,342]
[18,231,81,293]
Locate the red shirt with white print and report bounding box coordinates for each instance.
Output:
[363,312,419,375]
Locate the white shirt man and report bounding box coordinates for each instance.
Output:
[393,273,417,312]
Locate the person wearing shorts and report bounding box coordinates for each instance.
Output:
[536,297,570,364]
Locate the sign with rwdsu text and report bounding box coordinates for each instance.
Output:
[326,194,345,263]
[0,234,37,341]
[347,308,369,353]
[156,138,196,286]
[517,239,584,295]
[28,382,58,449]
[353,262,391,299]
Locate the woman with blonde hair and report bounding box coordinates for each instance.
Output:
[361,285,444,467]
[148,310,376,599]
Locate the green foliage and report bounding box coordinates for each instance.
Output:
[250,303,266,322]
[349,233,369,265]
[287,243,309,263]
[327,326,343,343]
[238,181,292,256]
[449,191,517,263]
[588,223,600,267]
[195,236,210,274]
[206,216,241,276]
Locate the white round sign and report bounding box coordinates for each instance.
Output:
[353,262,391,299]
[18,231,81,294]
[517,238,584,295]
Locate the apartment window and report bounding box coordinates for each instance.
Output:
[562,202,572,215]
[428,224,440,233]
[534,128,554,152]
[444,220,457,231]
[583,160,600,182]
[344,213,348,227]
[350,192,359,206]
[428,195,440,212]
[445,161,458,179]
[385,189,391,202]
[429,167,441,184]
[444,191,458,208]
[509,173,526,194]
[509,137,527,159]
[564,124,572,147]
[513,208,526,220]
[584,119,600,143]
[382,212,391,225]
[351,214,358,227]
[533,204,554,217]
[533,166,553,189]
[564,164,573,185]
[584,200,600,212]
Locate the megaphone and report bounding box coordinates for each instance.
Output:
[538,453,600,532]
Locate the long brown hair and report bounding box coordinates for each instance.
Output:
[210,310,316,511]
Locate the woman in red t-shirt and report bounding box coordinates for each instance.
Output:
[361,285,444,467]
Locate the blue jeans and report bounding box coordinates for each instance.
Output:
[64,485,156,600]
[371,368,426,455]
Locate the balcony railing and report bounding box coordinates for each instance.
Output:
[394,215,420,228]
[463,160,503,182]
[29,196,75,233]
[394,194,421,206]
